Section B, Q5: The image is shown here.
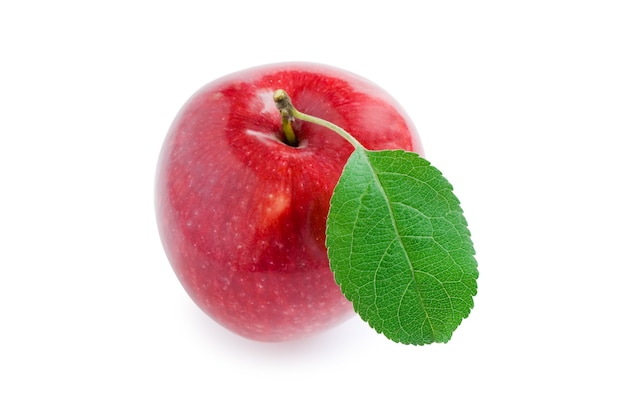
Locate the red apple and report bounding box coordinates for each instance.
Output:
[155,62,423,342]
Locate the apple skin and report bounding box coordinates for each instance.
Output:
[155,62,423,342]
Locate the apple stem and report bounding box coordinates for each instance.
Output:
[273,89,363,150]
[274,91,298,146]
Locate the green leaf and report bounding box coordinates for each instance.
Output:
[326,148,478,345]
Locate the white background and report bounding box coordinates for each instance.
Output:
[2,1,624,415]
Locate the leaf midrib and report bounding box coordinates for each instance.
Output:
[363,149,436,341]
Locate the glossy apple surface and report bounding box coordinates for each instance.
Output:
[155,62,423,341]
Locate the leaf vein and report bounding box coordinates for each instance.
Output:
[365,151,437,339]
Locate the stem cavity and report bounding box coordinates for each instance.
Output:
[273,89,363,150]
